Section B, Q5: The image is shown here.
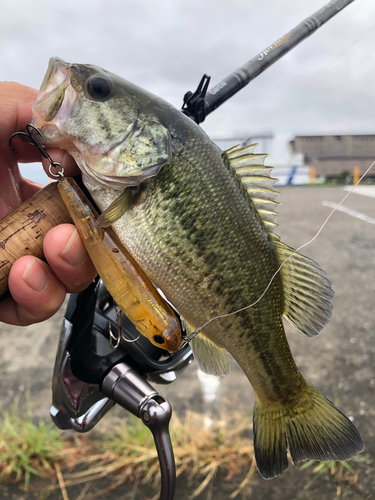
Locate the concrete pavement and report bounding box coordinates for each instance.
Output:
[0,185,374,499]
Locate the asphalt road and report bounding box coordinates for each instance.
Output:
[0,185,374,499]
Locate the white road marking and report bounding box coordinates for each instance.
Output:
[322,200,375,225]
[343,185,375,199]
[197,369,220,403]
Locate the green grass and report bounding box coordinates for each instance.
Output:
[0,405,364,499]
[0,410,64,489]
[298,456,366,497]
[0,407,255,499]
[51,410,256,499]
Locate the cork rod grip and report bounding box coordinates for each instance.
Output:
[0,182,72,297]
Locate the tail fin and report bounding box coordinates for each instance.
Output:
[253,381,364,480]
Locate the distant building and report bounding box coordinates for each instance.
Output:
[289,134,375,177]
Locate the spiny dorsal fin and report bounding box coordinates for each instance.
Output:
[223,143,279,238]
[274,241,334,337]
[226,142,259,156]
[230,153,269,168]
[257,209,278,223]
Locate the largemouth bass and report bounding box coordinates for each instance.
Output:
[32,57,364,479]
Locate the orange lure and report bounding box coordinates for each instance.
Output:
[58,177,181,351]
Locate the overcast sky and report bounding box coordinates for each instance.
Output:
[1,0,375,178]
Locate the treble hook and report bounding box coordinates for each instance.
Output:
[9,123,64,179]
[109,303,141,349]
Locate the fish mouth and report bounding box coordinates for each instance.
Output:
[32,58,71,123]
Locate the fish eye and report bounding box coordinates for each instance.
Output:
[86,76,112,100]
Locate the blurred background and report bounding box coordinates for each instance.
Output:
[2,0,375,184]
[1,1,375,498]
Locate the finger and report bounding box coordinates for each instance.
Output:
[20,177,46,201]
[1,82,46,164]
[43,224,97,293]
[0,82,38,143]
[0,147,45,216]
[0,256,67,326]
[0,148,23,215]
[0,82,80,175]
[8,136,44,164]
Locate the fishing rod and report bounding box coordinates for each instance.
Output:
[182,0,356,124]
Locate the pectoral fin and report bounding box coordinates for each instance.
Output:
[94,188,135,228]
[274,241,334,337]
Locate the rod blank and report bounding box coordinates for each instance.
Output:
[204,0,356,118]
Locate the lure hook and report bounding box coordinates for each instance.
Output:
[109,322,121,349]
[109,303,140,349]
[9,123,64,179]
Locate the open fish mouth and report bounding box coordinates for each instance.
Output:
[32,57,71,124]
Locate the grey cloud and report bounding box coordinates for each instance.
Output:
[1,0,375,149]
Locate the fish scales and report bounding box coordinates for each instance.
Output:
[32,58,364,479]
[86,123,299,401]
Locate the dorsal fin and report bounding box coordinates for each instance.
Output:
[223,143,279,239]
[274,241,334,337]
[226,142,259,156]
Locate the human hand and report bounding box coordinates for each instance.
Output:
[0,82,97,325]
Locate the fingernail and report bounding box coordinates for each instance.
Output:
[22,258,50,292]
[60,229,87,266]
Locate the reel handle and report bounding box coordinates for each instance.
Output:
[102,362,176,500]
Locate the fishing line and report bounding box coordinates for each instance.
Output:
[186,159,375,341]
[185,20,375,342]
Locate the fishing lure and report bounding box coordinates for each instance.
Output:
[57,176,182,351]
